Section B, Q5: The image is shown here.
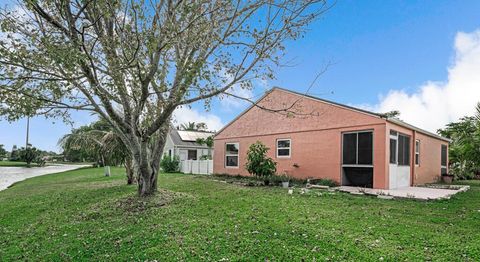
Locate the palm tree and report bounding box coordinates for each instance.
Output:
[180,122,197,131]
[59,119,135,184]
[179,122,208,131]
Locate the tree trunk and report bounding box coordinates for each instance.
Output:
[131,123,170,197]
[125,157,135,185]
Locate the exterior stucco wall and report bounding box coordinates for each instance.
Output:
[413,132,448,185]
[214,89,388,188]
[161,134,175,158]
[215,89,386,140]
[386,122,448,186]
[214,88,448,189]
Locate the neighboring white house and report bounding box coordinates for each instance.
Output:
[162,128,214,161]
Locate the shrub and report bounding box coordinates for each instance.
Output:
[245,141,277,181]
[449,161,477,180]
[18,147,41,165]
[160,155,180,173]
[309,178,339,187]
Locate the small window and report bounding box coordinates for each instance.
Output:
[276,139,291,157]
[225,143,239,167]
[441,144,447,167]
[415,140,420,166]
[168,149,172,157]
[188,150,197,160]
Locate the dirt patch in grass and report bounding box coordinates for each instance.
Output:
[115,189,188,213]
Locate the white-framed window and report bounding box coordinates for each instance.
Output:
[225,143,239,168]
[389,130,410,166]
[276,139,291,158]
[415,139,420,166]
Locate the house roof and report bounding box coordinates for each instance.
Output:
[169,128,214,147]
[216,87,451,142]
[386,118,451,142]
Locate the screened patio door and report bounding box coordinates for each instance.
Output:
[389,131,411,189]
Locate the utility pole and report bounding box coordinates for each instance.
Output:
[25,116,30,149]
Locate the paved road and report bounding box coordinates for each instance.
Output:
[0,164,90,191]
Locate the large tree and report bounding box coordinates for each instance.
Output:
[0,0,329,196]
[437,103,480,179]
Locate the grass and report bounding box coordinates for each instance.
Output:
[0,160,39,167]
[0,168,480,261]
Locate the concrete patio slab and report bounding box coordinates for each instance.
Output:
[337,185,470,200]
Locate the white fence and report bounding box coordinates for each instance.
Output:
[180,160,213,175]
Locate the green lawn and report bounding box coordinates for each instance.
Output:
[0,168,479,261]
[0,161,38,167]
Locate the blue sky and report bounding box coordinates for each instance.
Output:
[2,0,480,152]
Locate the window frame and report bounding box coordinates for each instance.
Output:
[276,138,291,158]
[441,144,447,168]
[342,130,374,167]
[187,149,198,160]
[397,133,411,166]
[415,139,420,166]
[389,130,410,166]
[389,137,398,164]
[225,142,240,168]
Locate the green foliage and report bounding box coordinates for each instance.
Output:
[0,161,37,167]
[9,145,19,161]
[196,135,214,160]
[245,141,277,179]
[196,136,214,148]
[181,122,208,131]
[59,119,129,166]
[438,114,480,180]
[0,144,6,159]
[379,110,401,119]
[17,147,41,165]
[160,155,180,173]
[309,178,339,187]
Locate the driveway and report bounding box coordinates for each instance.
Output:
[0,164,90,191]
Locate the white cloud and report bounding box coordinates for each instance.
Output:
[219,85,254,110]
[219,78,271,111]
[173,106,224,131]
[363,29,480,132]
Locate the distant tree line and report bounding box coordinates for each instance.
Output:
[0,144,59,166]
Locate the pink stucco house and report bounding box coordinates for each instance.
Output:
[213,87,449,189]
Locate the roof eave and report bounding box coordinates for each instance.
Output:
[386,119,451,143]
